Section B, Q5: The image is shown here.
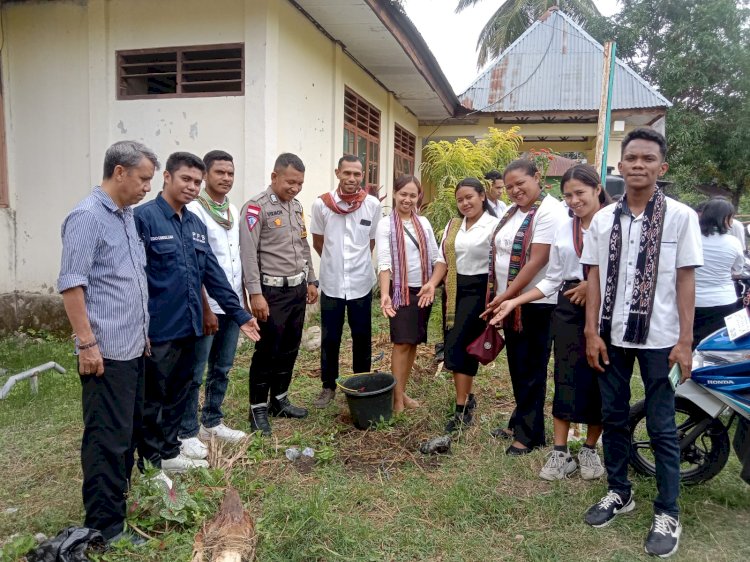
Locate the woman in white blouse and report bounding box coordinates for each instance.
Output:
[694,198,745,347]
[420,178,500,433]
[377,175,439,413]
[492,165,607,479]
[483,159,567,456]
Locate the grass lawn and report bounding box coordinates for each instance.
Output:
[1,304,749,561]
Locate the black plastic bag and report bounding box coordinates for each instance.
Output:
[25,527,105,562]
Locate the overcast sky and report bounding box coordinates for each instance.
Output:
[403,0,621,94]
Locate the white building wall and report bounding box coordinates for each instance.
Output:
[0,0,420,301]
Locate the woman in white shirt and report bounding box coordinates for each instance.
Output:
[420,178,500,433]
[492,165,607,479]
[483,159,567,456]
[377,175,439,413]
[694,198,745,347]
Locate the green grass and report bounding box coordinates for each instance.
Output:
[1,306,750,561]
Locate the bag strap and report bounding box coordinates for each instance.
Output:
[403,226,420,250]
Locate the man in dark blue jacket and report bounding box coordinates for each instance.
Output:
[135,152,260,474]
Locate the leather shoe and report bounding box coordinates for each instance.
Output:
[313,388,335,408]
[249,405,272,436]
[269,396,308,418]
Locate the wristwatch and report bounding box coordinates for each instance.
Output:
[308,280,319,288]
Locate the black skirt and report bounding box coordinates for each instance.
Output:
[390,286,432,345]
[694,302,739,349]
[444,274,489,377]
[552,283,602,424]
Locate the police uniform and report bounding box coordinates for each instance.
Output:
[240,187,317,419]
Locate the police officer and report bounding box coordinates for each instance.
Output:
[240,152,318,436]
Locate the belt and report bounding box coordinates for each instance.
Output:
[262,272,306,288]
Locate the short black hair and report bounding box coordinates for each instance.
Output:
[337,154,362,169]
[503,158,538,180]
[699,198,735,236]
[274,152,305,173]
[203,150,233,173]
[484,169,502,182]
[622,128,667,160]
[166,152,206,175]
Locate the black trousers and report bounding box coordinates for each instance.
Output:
[137,337,196,469]
[249,284,307,404]
[320,291,372,389]
[80,356,144,540]
[504,303,555,448]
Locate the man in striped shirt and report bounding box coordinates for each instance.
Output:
[58,141,160,545]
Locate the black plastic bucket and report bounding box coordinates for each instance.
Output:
[338,372,396,430]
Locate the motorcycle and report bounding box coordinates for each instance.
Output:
[629,327,750,485]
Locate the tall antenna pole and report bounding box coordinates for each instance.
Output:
[595,41,617,182]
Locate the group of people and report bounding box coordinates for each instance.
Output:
[58,127,738,558]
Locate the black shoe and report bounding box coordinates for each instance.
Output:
[445,410,473,433]
[584,491,635,528]
[490,427,514,440]
[505,444,532,456]
[249,406,272,436]
[434,342,444,362]
[269,396,309,419]
[644,512,681,558]
[107,530,147,547]
[466,393,477,412]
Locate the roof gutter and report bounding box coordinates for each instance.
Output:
[363,0,460,118]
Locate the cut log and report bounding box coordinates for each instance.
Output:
[192,487,257,561]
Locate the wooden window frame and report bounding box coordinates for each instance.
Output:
[343,87,380,194]
[116,43,244,100]
[0,60,8,209]
[393,123,416,180]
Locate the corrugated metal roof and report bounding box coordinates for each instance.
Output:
[459,9,671,113]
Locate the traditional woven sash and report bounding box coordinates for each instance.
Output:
[196,190,233,230]
[320,187,367,215]
[600,189,666,344]
[572,215,590,280]
[497,192,546,331]
[391,211,432,310]
[442,218,463,330]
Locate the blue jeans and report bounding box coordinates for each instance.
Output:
[179,314,240,438]
[600,345,680,517]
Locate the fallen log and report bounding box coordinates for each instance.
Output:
[192,487,256,562]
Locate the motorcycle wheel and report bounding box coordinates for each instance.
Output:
[629,396,730,485]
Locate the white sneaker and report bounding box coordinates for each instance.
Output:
[150,470,173,490]
[539,450,578,481]
[199,423,247,443]
[578,446,606,480]
[179,436,208,460]
[161,453,209,474]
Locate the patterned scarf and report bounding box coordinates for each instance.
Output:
[600,189,666,344]
[572,215,590,281]
[442,218,463,330]
[391,211,432,310]
[497,192,547,331]
[320,187,367,215]
[196,189,233,230]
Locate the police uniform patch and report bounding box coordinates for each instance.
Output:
[246,205,261,232]
[273,217,283,227]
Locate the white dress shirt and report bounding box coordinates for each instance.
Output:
[536,217,587,298]
[581,196,704,349]
[376,215,439,287]
[186,199,243,315]
[730,219,746,252]
[494,196,567,305]
[436,211,501,275]
[310,191,382,299]
[488,198,508,218]
[695,232,744,307]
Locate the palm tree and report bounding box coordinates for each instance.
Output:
[456,0,601,67]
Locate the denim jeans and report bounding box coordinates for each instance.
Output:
[179,314,240,438]
[600,345,680,517]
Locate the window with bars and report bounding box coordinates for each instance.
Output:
[343,88,380,193]
[117,44,243,99]
[394,123,416,180]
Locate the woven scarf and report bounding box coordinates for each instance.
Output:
[442,218,463,330]
[196,190,233,230]
[497,193,547,331]
[320,187,367,215]
[572,215,590,281]
[391,211,432,310]
[600,189,666,344]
